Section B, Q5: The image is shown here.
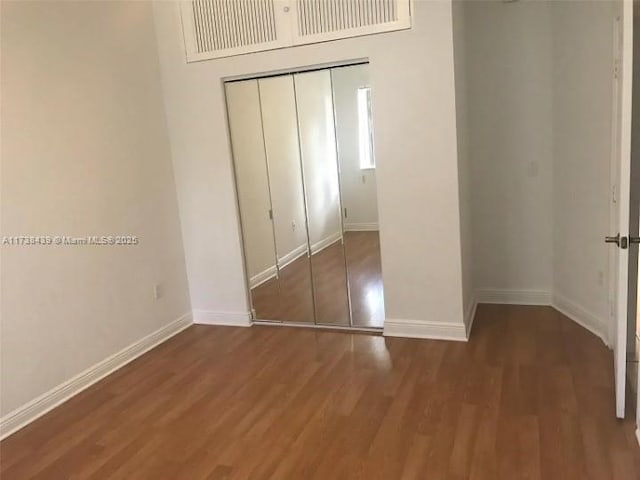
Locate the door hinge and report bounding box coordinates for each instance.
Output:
[268,209,273,220]
[344,207,348,218]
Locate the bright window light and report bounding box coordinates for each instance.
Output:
[357,87,375,170]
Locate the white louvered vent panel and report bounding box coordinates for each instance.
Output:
[297,0,398,37]
[180,0,411,62]
[180,0,289,61]
[192,0,276,53]
[293,0,411,45]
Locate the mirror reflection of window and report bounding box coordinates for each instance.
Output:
[357,86,375,170]
[332,64,384,328]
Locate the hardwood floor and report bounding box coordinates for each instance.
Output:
[251,231,384,328]
[2,305,639,479]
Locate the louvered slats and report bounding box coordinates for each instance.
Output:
[191,0,277,53]
[297,0,397,37]
[181,0,411,62]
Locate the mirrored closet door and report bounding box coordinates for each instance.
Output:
[331,64,384,327]
[294,70,351,326]
[225,63,384,328]
[226,78,314,324]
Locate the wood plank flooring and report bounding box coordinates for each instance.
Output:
[1,304,639,479]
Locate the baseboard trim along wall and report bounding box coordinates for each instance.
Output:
[384,318,468,342]
[192,310,252,326]
[0,312,193,440]
[551,293,610,347]
[474,288,609,347]
[344,223,379,232]
[475,289,553,306]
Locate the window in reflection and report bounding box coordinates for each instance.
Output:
[357,86,375,170]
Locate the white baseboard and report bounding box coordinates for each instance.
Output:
[192,310,252,327]
[0,312,193,440]
[344,223,379,232]
[310,231,342,255]
[278,244,308,269]
[476,289,552,305]
[384,318,468,342]
[249,265,277,289]
[551,293,609,347]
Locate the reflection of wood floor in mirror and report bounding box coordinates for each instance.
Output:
[250,254,315,324]
[344,231,384,328]
[251,231,384,328]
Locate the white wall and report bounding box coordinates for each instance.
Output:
[452,1,474,329]
[551,0,616,337]
[463,0,554,298]
[153,1,466,329]
[331,64,380,231]
[1,1,190,416]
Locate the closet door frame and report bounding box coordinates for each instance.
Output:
[223,61,381,332]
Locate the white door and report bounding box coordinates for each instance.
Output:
[608,1,634,419]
